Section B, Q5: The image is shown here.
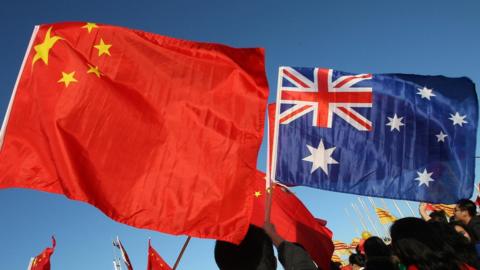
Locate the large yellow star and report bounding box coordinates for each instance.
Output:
[94,38,112,56]
[254,191,262,198]
[58,71,78,87]
[87,64,102,77]
[32,27,63,66]
[82,22,98,33]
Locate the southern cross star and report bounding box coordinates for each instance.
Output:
[415,169,434,187]
[386,114,404,132]
[436,131,447,142]
[417,86,436,100]
[449,112,467,126]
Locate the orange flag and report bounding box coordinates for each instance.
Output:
[28,237,55,270]
[0,22,268,243]
[374,207,397,224]
[148,240,172,270]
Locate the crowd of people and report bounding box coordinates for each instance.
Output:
[214,198,480,270]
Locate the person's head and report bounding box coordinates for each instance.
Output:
[455,199,476,224]
[428,210,448,223]
[450,220,475,243]
[363,236,391,258]
[429,221,480,269]
[348,253,365,269]
[390,217,462,269]
[214,225,277,270]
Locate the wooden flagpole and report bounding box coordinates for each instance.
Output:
[172,236,192,270]
[265,113,273,224]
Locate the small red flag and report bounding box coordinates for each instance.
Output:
[148,240,172,270]
[0,22,268,243]
[28,237,56,270]
[250,171,334,270]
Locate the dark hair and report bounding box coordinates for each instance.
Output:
[365,256,399,270]
[428,210,448,223]
[348,253,365,267]
[390,217,463,270]
[446,221,480,268]
[450,220,478,243]
[214,225,277,270]
[456,199,477,217]
[364,236,391,258]
[330,261,342,270]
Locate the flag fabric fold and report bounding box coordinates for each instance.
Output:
[0,22,269,243]
[250,170,334,270]
[272,66,477,203]
[148,240,172,270]
[28,236,56,270]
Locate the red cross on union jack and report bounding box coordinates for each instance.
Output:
[278,67,373,131]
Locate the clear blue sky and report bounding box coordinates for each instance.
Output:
[1,1,479,269]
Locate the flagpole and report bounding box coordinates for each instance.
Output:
[380,198,390,212]
[27,257,34,270]
[351,203,368,232]
[367,197,390,237]
[405,201,416,217]
[172,236,192,270]
[1,26,39,150]
[344,208,361,236]
[265,113,273,224]
[112,237,122,270]
[392,200,405,218]
[357,197,381,237]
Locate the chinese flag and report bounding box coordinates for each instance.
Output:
[148,240,172,270]
[28,237,55,270]
[0,22,268,243]
[250,171,334,270]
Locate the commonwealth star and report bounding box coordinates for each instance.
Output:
[303,139,338,175]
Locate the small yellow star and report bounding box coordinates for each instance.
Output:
[87,64,101,77]
[58,71,78,87]
[254,191,262,198]
[32,27,63,66]
[82,22,98,33]
[94,38,111,56]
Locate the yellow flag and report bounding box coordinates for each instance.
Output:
[375,207,397,224]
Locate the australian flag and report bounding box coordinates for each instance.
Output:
[271,66,478,203]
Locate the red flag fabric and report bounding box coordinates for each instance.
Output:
[28,237,56,270]
[425,203,455,217]
[148,240,172,270]
[250,171,334,270]
[0,22,268,243]
[114,238,134,270]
